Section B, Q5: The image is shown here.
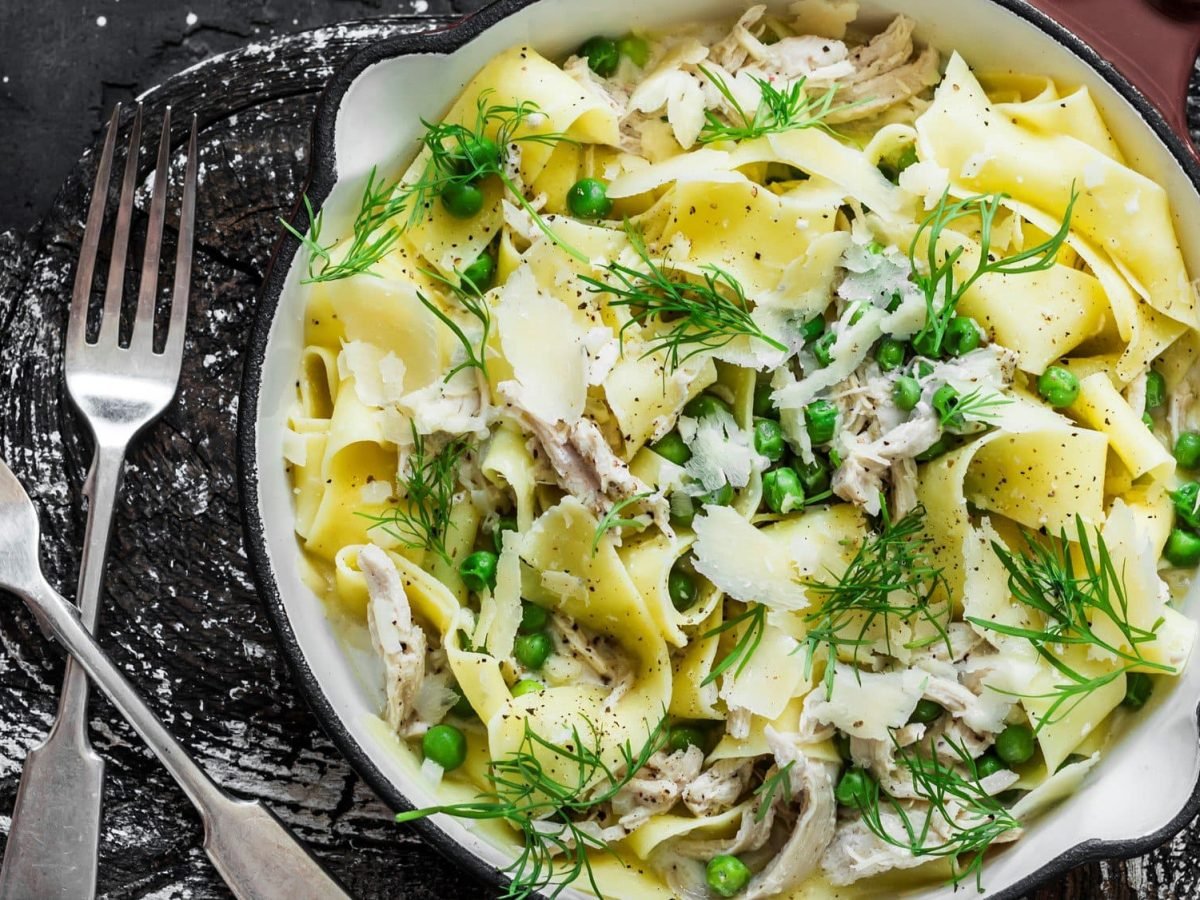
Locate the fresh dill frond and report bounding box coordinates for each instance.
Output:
[591,491,655,555]
[284,91,585,282]
[394,714,669,900]
[580,223,787,372]
[802,501,951,697]
[283,167,409,283]
[967,516,1175,731]
[852,733,1021,889]
[938,386,1011,431]
[696,65,857,144]
[909,187,1077,356]
[357,425,469,566]
[753,760,794,822]
[701,604,767,687]
[417,267,493,382]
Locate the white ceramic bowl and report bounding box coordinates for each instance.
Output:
[240,2,1200,896]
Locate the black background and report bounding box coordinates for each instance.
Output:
[0,0,488,235]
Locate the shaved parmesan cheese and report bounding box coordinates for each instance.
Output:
[420,757,445,786]
[360,480,393,505]
[496,267,587,424]
[804,666,927,739]
[898,160,950,210]
[836,241,922,323]
[400,367,492,439]
[475,530,522,661]
[607,149,740,198]
[679,409,765,493]
[1011,753,1099,821]
[720,624,806,720]
[773,306,885,412]
[339,341,407,408]
[691,507,810,610]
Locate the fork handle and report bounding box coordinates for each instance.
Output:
[13,576,352,900]
[0,444,126,899]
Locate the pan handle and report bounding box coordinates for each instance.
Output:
[1024,0,1200,156]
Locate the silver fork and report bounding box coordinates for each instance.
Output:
[0,457,352,899]
[0,103,197,899]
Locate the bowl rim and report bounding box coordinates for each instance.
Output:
[237,1,1200,896]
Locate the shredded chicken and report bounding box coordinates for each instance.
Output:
[400,367,493,440]
[683,758,755,817]
[361,544,429,738]
[796,689,836,744]
[741,732,839,899]
[833,414,940,515]
[849,723,926,799]
[1169,361,1199,444]
[726,705,754,740]
[611,747,705,829]
[499,381,668,529]
[709,6,854,82]
[827,16,942,122]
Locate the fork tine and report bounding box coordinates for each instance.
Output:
[131,107,172,353]
[162,115,197,366]
[96,103,143,348]
[67,105,121,354]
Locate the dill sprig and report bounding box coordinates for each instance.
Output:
[580,223,787,372]
[803,502,951,697]
[701,604,767,687]
[910,188,1077,356]
[753,760,794,822]
[851,734,1021,889]
[967,516,1175,731]
[395,714,669,900]
[357,425,469,566]
[284,91,584,282]
[938,386,1011,431]
[416,267,493,382]
[591,491,655,555]
[696,65,856,144]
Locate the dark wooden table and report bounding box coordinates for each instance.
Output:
[1,2,1199,898]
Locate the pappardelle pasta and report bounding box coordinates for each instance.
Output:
[283,4,1200,897]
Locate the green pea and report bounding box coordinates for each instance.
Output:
[754,418,785,462]
[567,178,613,220]
[911,329,942,359]
[915,360,935,379]
[1123,672,1154,710]
[668,562,699,612]
[706,855,751,898]
[893,375,922,412]
[1175,431,1200,469]
[519,601,549,635]
[1164,527,1200,567]
[753,380,776,418]
[875,338,906,372]
[804,400,838,445]
[974,751,1005,779]
[459,550,499,593]
[1170,482,1200,530]
[461,252,495,293]
[449,135,500,175]
[422,724,467,771]
[698,483,735,507]
[866,240,885,255]
[492,516,517,553]
[916,436,953,463]
[1146,369,1167,410]
[450,689,475,719]
[1037,365,1081,408]
[579,35,620,77]
[811,331,837,367]
[617,34,650,67]
[652,430,692,465]
[995,724,1036,765]
[668,723,708,754]
[908,699,943,725]
[848,303,867,326]
[441,181,485,218]
[800,315,826,344]
[896,144,918,174]
[513,631,554,669]
[763,467,805,515]
[1144,413,1155,429]
[669,492,696,527]
[944,316,982,357]
[684,393,733,420]
[511,679,544,698]
[835,768,876,808]
[932,384,962,429]
[794,457,831,495]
